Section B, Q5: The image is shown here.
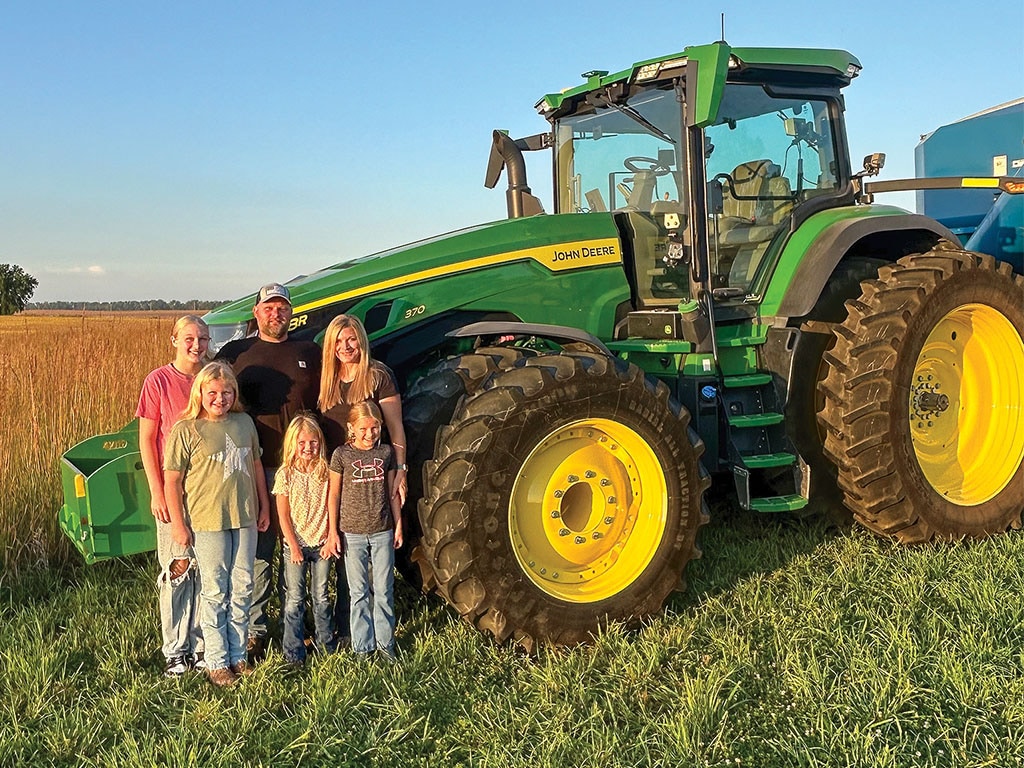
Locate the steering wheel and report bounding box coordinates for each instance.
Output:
[624,156,671,176]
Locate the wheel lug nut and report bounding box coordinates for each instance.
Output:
[604,516,614,524]
[558,528,570,537]
[592,532,603,540]
[574,536,585,544]
[553,490,564,498]
[585,470,596,478]
[550,510,560,518]
[607,496,617,504]
[600,478,611,486]
[567,474,579,483]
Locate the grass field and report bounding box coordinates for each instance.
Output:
[2,314,1022,767]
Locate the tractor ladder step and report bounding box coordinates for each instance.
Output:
[729,413,785,428]
[740,451,796,469]
[748,494,809,513]
[722,366,809,514]
[722,373,772,388]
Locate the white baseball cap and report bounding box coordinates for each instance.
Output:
[256,283,291,305]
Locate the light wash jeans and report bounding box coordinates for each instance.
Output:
[156,519,203,661]
[193,525,257,671]
[343,529,396,656]
[281,542,336,662]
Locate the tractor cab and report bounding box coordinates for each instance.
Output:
[527,43,859,311]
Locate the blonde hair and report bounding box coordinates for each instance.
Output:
[346,400,383,445]
[319,314,375,410]
[182,361,244,421]
[280,412,329,482]
[171,314,209,340]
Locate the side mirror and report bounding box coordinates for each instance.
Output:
[862,153,886,177]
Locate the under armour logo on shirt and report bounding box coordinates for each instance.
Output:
[351,457,385,481]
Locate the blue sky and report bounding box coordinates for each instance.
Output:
[2,0,1022,302]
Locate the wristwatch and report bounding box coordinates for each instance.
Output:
[396,463,409,471]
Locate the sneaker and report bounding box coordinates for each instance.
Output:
[246,636,267,664]
[164,655,190,677]
[230,660,254,677]
[206,667,239,688]
[191,651,206,671]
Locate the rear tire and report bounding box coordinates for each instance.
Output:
[418,352,709,649]
[818,244,1024,542]
[783,257,887,520]
[401,347,533,587]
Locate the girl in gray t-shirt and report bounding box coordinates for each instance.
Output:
[326,401,404,658]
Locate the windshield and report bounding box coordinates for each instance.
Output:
[551,79,846,306]
[705,84,841,294]
[554,85,684,214]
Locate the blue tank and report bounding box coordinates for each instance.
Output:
[915,98,1024,242]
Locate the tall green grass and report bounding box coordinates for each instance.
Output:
[3,314,1022,766]
[2,504,1022,766]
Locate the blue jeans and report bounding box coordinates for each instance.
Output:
[343,530,396,656]
[156,519,203,660]
[281,542,336,662]
[193,526,257,671]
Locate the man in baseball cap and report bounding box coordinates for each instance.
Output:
[215,280,321,662]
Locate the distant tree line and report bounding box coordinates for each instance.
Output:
[27,299,230,311]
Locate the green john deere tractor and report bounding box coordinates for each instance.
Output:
[60,41,1024,649]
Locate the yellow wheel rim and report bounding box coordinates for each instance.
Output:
[509,418,667,603]
[910,303,1024,505]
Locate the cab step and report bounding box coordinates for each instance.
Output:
[721,364,809,515]
[749,494,809,513]
[729,412,785,428]
[741,451,796,468]
[722,373,772,388]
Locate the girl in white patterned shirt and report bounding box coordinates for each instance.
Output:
[273,413,336,665]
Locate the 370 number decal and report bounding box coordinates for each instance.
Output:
[404,304,426,319]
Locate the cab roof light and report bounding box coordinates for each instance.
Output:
[636,57,688,82]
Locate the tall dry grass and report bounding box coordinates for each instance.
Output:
[0,313,172,578]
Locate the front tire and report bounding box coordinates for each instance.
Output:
[418,352,709,649]
[818,244,1024,542]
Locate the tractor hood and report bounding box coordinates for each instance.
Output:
[203,212,625,348]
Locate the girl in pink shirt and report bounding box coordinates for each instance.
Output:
[136,315,209,677]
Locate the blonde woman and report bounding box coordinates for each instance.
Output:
[318,315,408,503]
[318,314,407,643]
[136,315,209,677]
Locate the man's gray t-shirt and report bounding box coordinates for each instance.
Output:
[329,444,394,535]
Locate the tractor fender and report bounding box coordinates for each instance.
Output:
[446,320,613,357]
[775,213,957,319]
